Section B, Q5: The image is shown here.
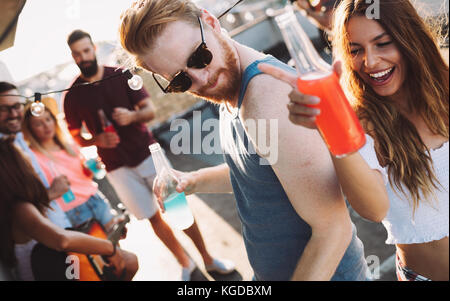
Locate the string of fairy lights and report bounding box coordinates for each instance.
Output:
[1,69,143,117]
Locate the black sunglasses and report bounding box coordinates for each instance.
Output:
[152,16,213,93]
[0,102,25,115]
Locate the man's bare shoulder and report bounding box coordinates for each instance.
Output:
[240,71,317,141]
[240,72,292,121]
[238,69,328,165]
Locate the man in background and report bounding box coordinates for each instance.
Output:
[63,30,235,281]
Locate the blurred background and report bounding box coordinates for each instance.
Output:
[0,0,448,281]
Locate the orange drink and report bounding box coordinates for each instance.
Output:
[276,6,366,157]
[297,72,365,156]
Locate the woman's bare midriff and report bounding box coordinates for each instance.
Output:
[397,236,449,281]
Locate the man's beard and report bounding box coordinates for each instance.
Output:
[0,116,22,134]
[190,34,240,105]
[78,57,99,78]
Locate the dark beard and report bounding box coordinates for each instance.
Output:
[78,57,98,78]
[190,34,240,105]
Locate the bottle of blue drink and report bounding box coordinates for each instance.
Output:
[85,158,107,180]
[48,161,75,204]
[62,189,76,203]
[149,143,194,230]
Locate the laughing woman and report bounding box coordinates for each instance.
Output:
[260,0,448,281]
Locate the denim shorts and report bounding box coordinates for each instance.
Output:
[65,192,115,228]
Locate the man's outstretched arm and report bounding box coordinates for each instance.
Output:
[155,163,233,212]
[166,163,233,197]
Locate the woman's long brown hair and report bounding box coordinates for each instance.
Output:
[0,136,50,267]
[332,0,449,212]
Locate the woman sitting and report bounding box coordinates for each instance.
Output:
[22,104,120,232]
[0,136,138,280]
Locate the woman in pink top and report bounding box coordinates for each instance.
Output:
[22,104,116,231]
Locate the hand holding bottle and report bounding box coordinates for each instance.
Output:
[272,6,365,157]
[150,143,194,230]
[97,109,120,148]
[48,175,71,200]
[48,161,75,203]
[95,132,120,148]
[153,169,198,213]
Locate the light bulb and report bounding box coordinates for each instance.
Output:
[244,12,254,22]
[128,74,143,90]
[31,101,45,117]
[226,13,236,24]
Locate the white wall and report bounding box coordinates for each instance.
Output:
[0,60,14,83]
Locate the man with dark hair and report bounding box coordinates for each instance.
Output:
[0,82,18,94]
[66,30,99,78]
[67,29,93,46]
[0,82,21,134]
[63,30,235,281]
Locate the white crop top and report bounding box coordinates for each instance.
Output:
[358,134,449,244]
